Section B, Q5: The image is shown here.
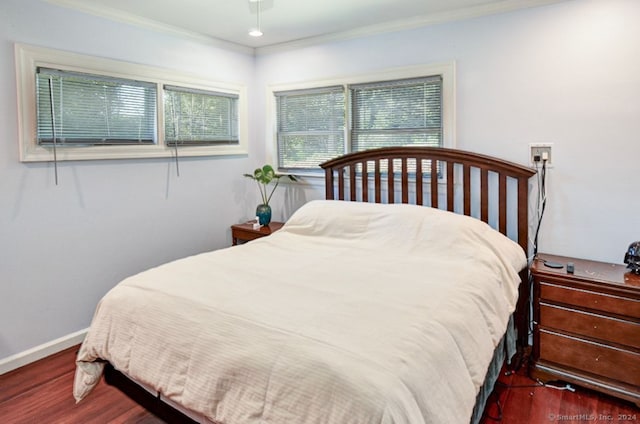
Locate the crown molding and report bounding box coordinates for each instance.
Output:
[255,0,566,54]
[44,0,254,55]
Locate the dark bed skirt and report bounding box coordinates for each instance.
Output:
[470,315,516,424]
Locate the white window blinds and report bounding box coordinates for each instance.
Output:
[275,86,345,170]
[164,85,239,146]
[273,74,446,172]
[36,67,157,145]
[350,76,442,152]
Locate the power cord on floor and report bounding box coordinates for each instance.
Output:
[496,380,544,389]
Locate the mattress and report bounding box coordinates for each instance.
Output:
[74,200,526,424]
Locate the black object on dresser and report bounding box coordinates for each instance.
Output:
[530,253,640,407]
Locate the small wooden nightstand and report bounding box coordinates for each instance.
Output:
[530,253,640,407]
[230,221,284,245]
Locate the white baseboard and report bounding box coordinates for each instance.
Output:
[0,328,88,375]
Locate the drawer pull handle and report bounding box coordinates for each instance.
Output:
[593,325,597,329]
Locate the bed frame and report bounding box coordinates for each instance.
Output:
[104,146,536,423]
[320,146,536,350]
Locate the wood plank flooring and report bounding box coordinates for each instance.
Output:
[0,345,637,423]
[482,363,638,424]
[0,346,162,424]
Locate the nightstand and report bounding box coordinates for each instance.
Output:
[230,221,284,245]
[530,253,640,407]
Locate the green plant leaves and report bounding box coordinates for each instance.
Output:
[243,164,297,205]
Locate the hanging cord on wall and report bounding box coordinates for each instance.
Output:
[532,158,547,256]
[173,140,180,177]
[169,95,180,177]
[47,77,59,185]
[527,158,548,340]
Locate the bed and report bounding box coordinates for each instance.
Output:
[74,146,535,424]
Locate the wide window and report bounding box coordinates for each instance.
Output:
[270,64,453,173]
[16,43,247,162]
[36,68,157,146]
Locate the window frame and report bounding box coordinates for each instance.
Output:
[15,43,248,162]
[267,63,455,176]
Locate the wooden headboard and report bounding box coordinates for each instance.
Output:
[321,146,536,352]
[320,146,535,254]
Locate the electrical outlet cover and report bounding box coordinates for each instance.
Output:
[529,143,553,167]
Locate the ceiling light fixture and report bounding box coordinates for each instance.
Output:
[249,0,263,37]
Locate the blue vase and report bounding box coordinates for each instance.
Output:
[256,204,272,226]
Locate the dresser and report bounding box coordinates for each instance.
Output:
[530,253,640,407]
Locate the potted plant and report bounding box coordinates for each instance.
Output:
[244,164,297,226]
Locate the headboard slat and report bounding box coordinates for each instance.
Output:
[375,160,382,203]
[338,168,345,200]
[463,164,471,216]
[446,162,454,212]
[416,159,424,206]
[324,168,334,200]
[362,161,369,202]
[481,168,489,224]
[349,165,357,201]
[387,159,395,203]
[517,177,529,255]
[401,158,409,204]
[499,174,507,234]
[430,159,438,208]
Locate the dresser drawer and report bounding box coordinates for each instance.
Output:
[540,282,640,319]
[539,329,640,387]
[539,303,640,349]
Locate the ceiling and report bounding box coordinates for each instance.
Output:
[47,0,565,51]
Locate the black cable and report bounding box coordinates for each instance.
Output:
[532,159,547,256]
[528,161,547,341]
[496,380,545,389]
[527,271,535,337]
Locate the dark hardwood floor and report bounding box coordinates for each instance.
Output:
[0,346,163,424]
[0,345,637,423]
[482,362,639,424]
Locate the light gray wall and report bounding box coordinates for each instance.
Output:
[258,0,640,264]
[0,0,260,360]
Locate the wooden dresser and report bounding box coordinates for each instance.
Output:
[530,253,640,407]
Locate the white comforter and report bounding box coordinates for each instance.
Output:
[74,200,526,424]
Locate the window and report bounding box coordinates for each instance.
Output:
[36,68,157,146]
[164,86,238,146]
[270,64,453,173]
[275,86,345,170]
[350,76,442,152]
[16,43,247,162]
